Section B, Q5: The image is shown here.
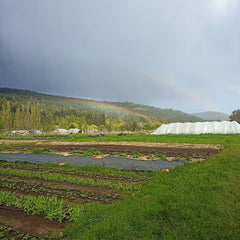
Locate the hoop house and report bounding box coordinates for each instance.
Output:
[151,121,240,134]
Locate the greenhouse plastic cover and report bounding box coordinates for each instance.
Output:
[151,121,240,135]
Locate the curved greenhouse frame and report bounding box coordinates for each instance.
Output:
[151,121,240,134]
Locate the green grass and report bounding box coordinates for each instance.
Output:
[63,134,240,239]
[1,133,240,147]
[1,133,238,144]
[63,133,240,144]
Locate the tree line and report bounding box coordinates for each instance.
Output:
[230,110,240,123]
[0,99,161,132]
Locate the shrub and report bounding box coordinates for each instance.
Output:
[84,148,102,156]
[71,150,85,154]
[155,153,167,160]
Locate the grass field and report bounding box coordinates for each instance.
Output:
[70,133,239,144]
[1,132,238,144]
[1,134,240,239]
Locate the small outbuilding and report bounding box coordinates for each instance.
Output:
[68,128,80,134]
[151,121,240,135]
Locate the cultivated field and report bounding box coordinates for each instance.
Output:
[0,133,240,239]
[0,160,149,239]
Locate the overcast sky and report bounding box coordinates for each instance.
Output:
[0,0,239,114]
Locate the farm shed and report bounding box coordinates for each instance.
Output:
[151,121,240,134]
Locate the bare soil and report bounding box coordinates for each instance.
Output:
[0,205,67,238]
[15,142,223,159]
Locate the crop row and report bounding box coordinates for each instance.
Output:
[0,190,96,223]
[0,166,141,183]
[0,167,139,191]
[0,160,147,182]
[46,169,144,183]
[0,161,142,239]
[0,178,121,204]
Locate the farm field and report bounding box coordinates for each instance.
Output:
[0,160,149,239]
[0,133,240,239]
[0,133,226,161]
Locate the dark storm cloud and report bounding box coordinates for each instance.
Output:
[0,0,239,113]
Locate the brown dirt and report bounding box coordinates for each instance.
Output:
[0,205,67,238]
[36,141,223,149]
[15,142,223,159]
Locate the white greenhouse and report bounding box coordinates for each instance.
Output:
[151,121,240,135]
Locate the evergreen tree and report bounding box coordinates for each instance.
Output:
[230,110,240,123]
[1,101,12,129]
[13,105,21,129]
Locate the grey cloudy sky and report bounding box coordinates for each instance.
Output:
[0,0,239,114]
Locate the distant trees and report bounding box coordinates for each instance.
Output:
[230,110,240,123]
[0,95,162,133]
[0,88,206,134]
[0,100,41,130]
[1,101,12,129]
[143,121,162,130]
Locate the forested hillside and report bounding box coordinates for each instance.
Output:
[0,88,202,132]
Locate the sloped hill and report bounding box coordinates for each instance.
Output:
[113,102,202,122]
[192,111,229,121]
[0,87,202,123]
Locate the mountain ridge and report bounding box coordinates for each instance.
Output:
[0,87,204,131]
[192,111,229,121]
[0,87,203,123]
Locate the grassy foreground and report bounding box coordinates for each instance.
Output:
[61,134,240,240]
